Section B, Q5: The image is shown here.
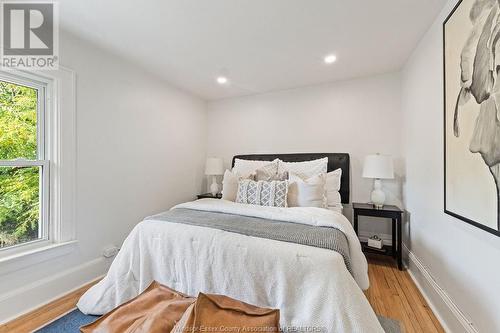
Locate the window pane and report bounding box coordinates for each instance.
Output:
[0,166,41,248]
[0,81,38,160]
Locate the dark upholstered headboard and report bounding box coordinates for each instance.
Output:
[231,153,350,204]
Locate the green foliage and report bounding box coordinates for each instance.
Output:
[0,81,39,248]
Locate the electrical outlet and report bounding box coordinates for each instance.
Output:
[102,246,119,258]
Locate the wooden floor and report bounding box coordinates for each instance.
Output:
[1,257,444,333]
[365,255,444,333]
[0,280,99,333]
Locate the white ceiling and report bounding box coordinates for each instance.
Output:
[60,0,446,100]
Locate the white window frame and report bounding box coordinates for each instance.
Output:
[0,67,76,264]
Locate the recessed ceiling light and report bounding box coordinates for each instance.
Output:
[216,76,228,84]
[324,54,337,64]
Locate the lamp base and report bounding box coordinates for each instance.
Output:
[210,176,219,196]
[371,179,386,209]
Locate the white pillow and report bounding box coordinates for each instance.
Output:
[221,170,252,201]
[278,158,328,179]
[233,158,279,179]
[326,168,343,208]
[328,205,343,214]
[287,172,327,208]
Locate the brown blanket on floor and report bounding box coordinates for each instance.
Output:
[80,281,195,333]
[173,293,280,333]
[81,281,280,333]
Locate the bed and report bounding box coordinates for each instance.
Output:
[77,153,384,332]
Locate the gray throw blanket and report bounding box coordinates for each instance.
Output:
[147,208,352,274]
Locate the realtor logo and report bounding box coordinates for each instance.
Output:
[1,1,59,69]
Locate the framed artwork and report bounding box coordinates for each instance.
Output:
[444,0,500,237]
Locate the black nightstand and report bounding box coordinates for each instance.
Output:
[197,193,222,199]
[352,203,403,270]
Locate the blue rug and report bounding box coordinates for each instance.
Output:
[37,309,401,332]
[35,309,98,333]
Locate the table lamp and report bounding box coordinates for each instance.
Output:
[205,157,224,196]
[362,154,394,208]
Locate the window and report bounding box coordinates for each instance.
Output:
[0,68,75,267]
[0,74,49,249]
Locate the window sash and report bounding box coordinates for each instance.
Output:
[0,159,47,167]
[0,71,46,161]
[0,72,49,250]
[0,162,50,247]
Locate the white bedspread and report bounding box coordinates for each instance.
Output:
[77,199,383,332]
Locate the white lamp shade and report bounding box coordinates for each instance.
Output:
[362,154,394,179]
[205,157,224,175]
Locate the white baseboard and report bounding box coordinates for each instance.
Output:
[0,257,109,324]
[403,244,478,333]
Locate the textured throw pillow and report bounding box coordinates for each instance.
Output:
[326,168,343,208]
[236,179,288,207]
[233,158,279,178]
[278,157,328,179]
[221,169,253,201]
[255,168,288,181]
[253,160,281,181]
[287,172,327,208]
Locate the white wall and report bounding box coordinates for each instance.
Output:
[0,31,207,322]
[402,1,500,332]
[206,72,404,234]
[7,6,499,330]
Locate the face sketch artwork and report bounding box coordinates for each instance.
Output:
[453,0,500,228]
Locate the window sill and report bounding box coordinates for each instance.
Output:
[0,240,78,276]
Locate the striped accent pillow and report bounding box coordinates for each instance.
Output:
[236,179,288,207]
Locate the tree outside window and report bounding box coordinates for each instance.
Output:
[0,80,46,248]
